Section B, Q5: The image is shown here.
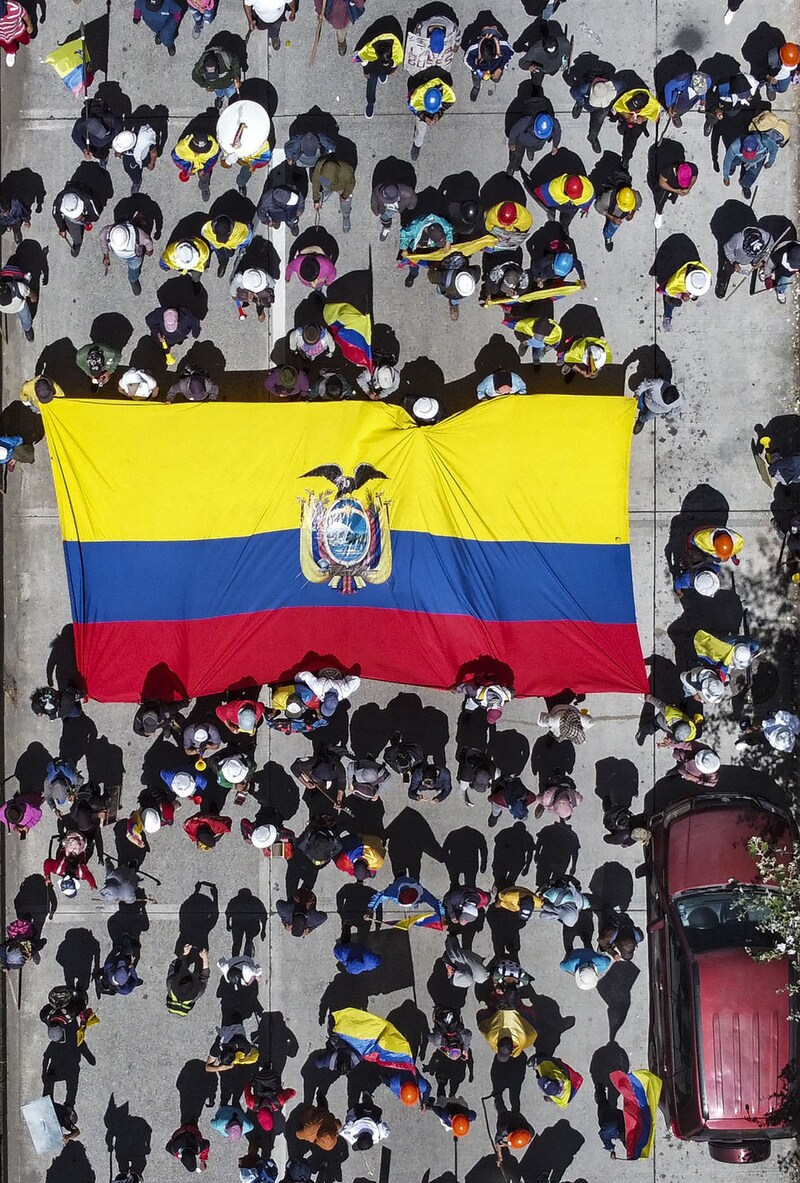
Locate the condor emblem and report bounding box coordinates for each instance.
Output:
[298,463,392,594]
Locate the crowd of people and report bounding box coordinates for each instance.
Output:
[1,0,799,1181]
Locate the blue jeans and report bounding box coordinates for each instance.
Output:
[662,294,681,323]
[127,255,143,284]
[365,71,388,109]
[603,219,620,241]
[215,84,236,100]
[16,301,32,333]
[142,12,179,48]
[192,6,216,28]
[772,75,791,93]
[739,160,764,191]
[526,339,546,358]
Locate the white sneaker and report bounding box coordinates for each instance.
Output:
[6,52,15,66]
[724,7,734,23]
[777,291,786,304]
[653,212,663,229]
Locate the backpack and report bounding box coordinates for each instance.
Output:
[749,110,791,144]
[166,991,196,1016]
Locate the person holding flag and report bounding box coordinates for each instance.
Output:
[535,1058,583,1107]
[365,876,444,931]
[323,302,373,372]
[608,1070,662,1160]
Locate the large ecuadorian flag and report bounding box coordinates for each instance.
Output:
[42,397,646,702]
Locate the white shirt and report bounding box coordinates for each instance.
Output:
[119,369,157,399]
[340,1115,390,1146]
[245,0,287,21]
[129,124,157,166]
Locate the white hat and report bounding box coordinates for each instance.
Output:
[193,726,209,743]
[109,224,136,254]
[285,191,300,206]
[703,676,726,702]
[412,397,439,422]
[60,877,79,898]
[60,192,84,217]
[575,964,599,990]
[694,569,719,597]
[454,271,476,297]
[142,806,162,833]
[0,446,9,462]
[119,368,155,399]
[242,268,269,293]
[589,80,617,108]
[587,344,607,369]
[673,721,692,741]
[250,823,278,849]
[460,902,479,921]
[175,241,200,268]
[237,706,257,733]
[113,130,137,152]
[171,772,195,796]
[732,643,753,669]
[375,365,395,390]
[686,267,711,296]
[694,748,720,773]
[769,726,795,752]
[221,756,248,784]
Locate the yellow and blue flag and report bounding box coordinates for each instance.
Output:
[45,33,93,97]
[610,1069,663,1160]
[323,302,372,371]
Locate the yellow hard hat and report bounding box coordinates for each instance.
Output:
[617,187,636,212]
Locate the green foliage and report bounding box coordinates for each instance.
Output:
[735,838,800,978]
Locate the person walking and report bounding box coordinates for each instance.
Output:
[76,342,121,389]
[165,1123,210,1172]
[715,224,773,299]
[229,267,274,322]
[244,0,296,49]
[171,131,221,201]
[566,72,619,154]
[557,335,612,382]
[633,377,684,433]
[52,185,99,258]
[354,28,403,118]
[166,945,210,1015]
[663,70,710,127]
[0,0,32,67]
[166,368,218,403]
[276,887,328,936]
[118,368,159,400]
[264,364,310,400]
[191,45,242,109]
[407,71,455,161]
[96,935,143,996]
[0,191,31,244]
[133,0,183,57]
[594,179,640,253]
[763,238,800,305]
[504,314,562,366]
[296,1105,342,1150]
[257,179,305,237]
[636,694,703,745]
[284,129,337,171]
[464,24,513,101]
[312,0,365,58]
[145,306,202,364]
[723,131,783,200]
[100,220,153,295]
[487,775,536,827]
[186,0,218,39]
[160,237,211,280]
[111,127,158,196]
[20,373,64,412]
[528,173,593,231]
[0,265,35,341]
[506,99,560,174]
[610,87,662,167]
[652,158,697,229]
[703,72,759,136]
[427,253,480,321]
[311,155,356,233]
[658,261,711,332]
[408,759,452,804]
[201,214,252,277]
[762,41,799,99]
[71,101,123,168]
[518,19,569,77]
[371,180,417,242]
[289,322,336,362]
[286,245,336,291]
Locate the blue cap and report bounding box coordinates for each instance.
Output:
[429,28,445,54]
[553,251,574,277]
[321,690,339,718]
[424,87,443,114]
[534,113,554,140]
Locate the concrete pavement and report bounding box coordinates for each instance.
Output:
[1,1,798,1182]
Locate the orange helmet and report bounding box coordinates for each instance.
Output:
[451,1114,471,1137]
[713,530,734,558]
[497,201,517,226]
[780,42,799,67]
[508,1128,532,1149]
[400,1082,419,1106]
[564,175,584,199]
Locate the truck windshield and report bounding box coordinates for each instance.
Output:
[675,888,778,954]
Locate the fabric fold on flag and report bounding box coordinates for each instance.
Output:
[610,1069,663,1160]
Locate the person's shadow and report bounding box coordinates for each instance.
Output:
[518,1117,584,1183]
[588,862,634,913]
[532,821,579,887]
[491,1054,528,1114]
[492,821,535,886]
[529,992,576,1059]
[385,806,443,879]
[44,1142,95,1183]
[177,882,219,950]
[226,887,268,958]
[441,826,488,886]
[254,1010,299,1076]
[104,1094,152,1176]
[597,960,641,1040]
[56,928,100,992]
[593,757,638,809]
[175,1057,217,1124]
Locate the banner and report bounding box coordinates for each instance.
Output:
[42,397,646,702]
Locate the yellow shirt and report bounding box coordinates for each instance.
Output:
[485,202,533,234]
[201,219,251,251]
[356,33,403,67]
[664,261,710,298]
[613,89,662,122]
[495,886,543,912]
[691,526,744,560]
[511,319,562,346]
[174,133,220,172]
[545,174,594,206]
[20,376,65,409]
[563,336,612,367]
[161,238,211,274]
[478,1008,537,1056]
[409,78,456,113]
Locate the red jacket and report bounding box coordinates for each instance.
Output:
[183,813,232,846]
[215,699,266,733]
[43,857,97,891]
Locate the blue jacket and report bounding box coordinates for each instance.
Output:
[333,941,382,974]
[723,132,780,178]
[560,948,612,975]
[664,72,710,109]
